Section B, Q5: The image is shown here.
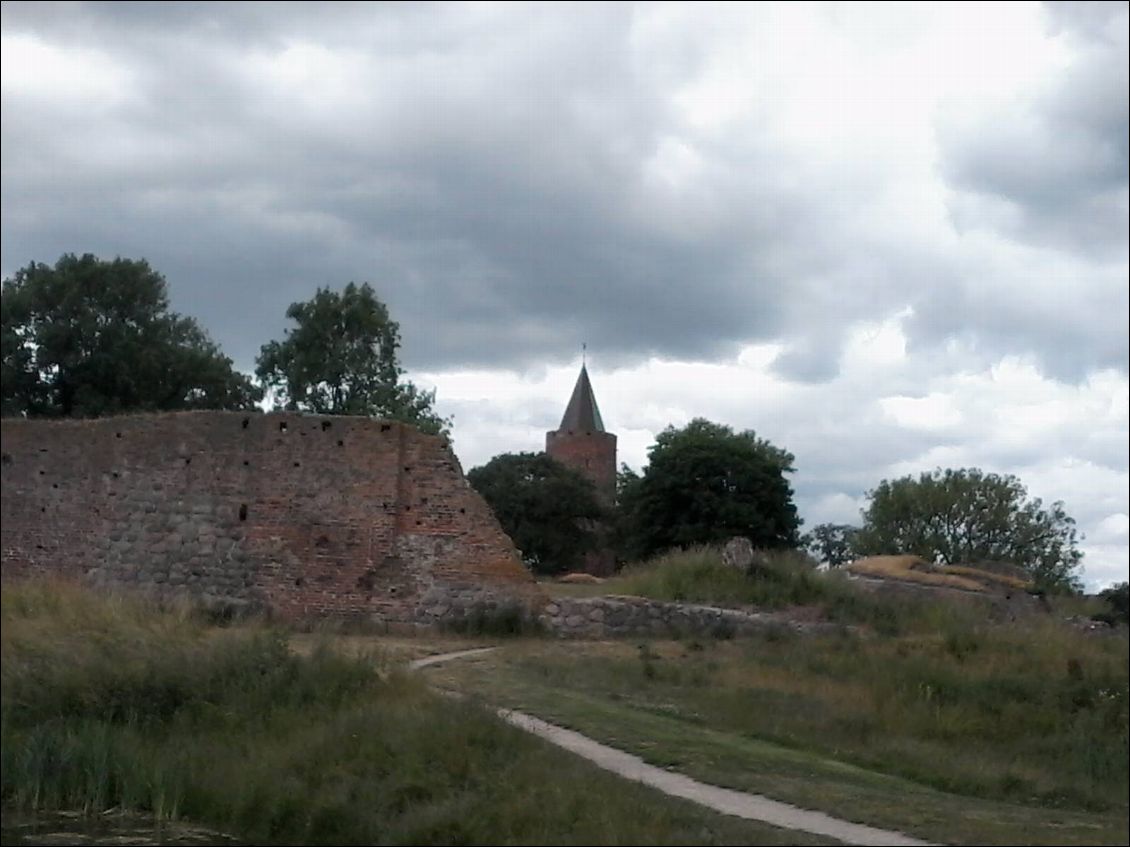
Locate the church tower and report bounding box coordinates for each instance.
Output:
[546,364,617,508]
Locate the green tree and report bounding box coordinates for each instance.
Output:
[618,418,801,560]
[1096,582,1129,626]
[854,468,1084,593]
[1,254,261,417]
[255,283,450,435]
[468,452,605,576]
[802,523,859,567]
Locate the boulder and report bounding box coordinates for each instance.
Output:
[721,536,754,571]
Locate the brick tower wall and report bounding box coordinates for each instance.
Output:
[0,411,543,625]
[545,429,618,576]
[545,430,617,506]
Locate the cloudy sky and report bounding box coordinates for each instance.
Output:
[2,1,1127,588]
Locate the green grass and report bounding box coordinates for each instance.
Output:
[428,625,1129,845]
[566,545,990,637]
[0,579,833,845]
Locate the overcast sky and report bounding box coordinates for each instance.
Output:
[3,1,1127,588]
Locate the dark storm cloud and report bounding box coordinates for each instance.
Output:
[2,1,1126,383]
[3,1,774,371]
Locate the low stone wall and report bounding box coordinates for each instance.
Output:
[540,595,843,639]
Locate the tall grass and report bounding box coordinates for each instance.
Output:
[0,579,828,846]
[608,545,977,635]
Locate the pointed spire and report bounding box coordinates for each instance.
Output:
[558,364,605,432]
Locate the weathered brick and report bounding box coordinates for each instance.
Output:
[1,411,544,625]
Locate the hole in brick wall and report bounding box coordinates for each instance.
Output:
[243,460,249,466]
[184,457,191,465]
[112,472,119,478]
[279,421,288,432]
[52,483,58,489]
[293,461,300,468]
[1,452,11,465]
[242,418,249,429]
[380,423,392,432]
[403,504,411,512]
[239,504,248,521]
[321,420,332,431]
[382,501,390,510]
[337,440,344,447]
[40,507,46,513]
[315,535,330,548]
[38,470,45,475]
[388,586,398,595]
[459,507,465,514]
[116,432,122,439]
[420,496,428,505]
[415,519,422,526]
[403,466,412,473]
[294,577,305,587]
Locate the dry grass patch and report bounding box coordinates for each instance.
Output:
[846,555,1031,593]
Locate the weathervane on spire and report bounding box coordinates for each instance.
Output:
[582,342,587,366]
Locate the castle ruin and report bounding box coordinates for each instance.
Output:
[0,411,543,625]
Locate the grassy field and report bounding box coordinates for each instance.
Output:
[0,579,834,846]
[427,632,1129,845]
[433,548,1128,846]
[5,560,1126,846]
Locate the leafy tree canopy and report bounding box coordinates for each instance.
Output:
[855,468,1084,593]
[467,452,605,576]
[618,418,801,561]
[802,523,859,567]
[1096,582,1129,626]
[255,283,449,435]
[1,254,261,418]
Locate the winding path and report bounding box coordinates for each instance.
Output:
[409,648,937,847]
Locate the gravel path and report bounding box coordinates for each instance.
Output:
[411,647,938,846]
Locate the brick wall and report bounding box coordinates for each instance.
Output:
[0,412,543,625]
[545,430,617,506]
[545,429,618,575]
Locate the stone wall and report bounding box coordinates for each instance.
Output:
[0,412,543,625]
[540,595,844,639]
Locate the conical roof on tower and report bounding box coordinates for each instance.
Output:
[558,364,605,432]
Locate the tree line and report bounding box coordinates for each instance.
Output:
[470,423,1086,594]
[1,253,448,433]
[2,253,1086,594]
